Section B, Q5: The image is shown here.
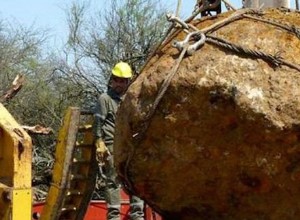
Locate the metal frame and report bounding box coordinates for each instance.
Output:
[0,103,32,220]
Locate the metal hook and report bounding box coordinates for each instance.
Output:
[172,31,205,54]
[187,32,206,55]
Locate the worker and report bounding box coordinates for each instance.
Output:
[93,61,144,220]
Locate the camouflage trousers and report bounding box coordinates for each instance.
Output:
[103,152,144,220]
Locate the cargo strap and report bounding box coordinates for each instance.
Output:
[39,108,97,220]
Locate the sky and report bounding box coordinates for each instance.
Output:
[0,0,296,48]
[0,0,240,47]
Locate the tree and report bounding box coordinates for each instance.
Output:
[0,0,170,201]
[0,20,59,199]
[64,0,168,95]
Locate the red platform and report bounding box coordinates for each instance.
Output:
[33,190,162,220]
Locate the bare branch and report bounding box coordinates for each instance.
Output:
[0,74,25,103]
[22,125,53,135]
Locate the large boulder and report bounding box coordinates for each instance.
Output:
[114,8,300,219]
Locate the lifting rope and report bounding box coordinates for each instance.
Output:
[222,0,236,10]
[175,0,182,17]
[205,36,300,71]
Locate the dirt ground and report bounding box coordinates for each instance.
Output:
[115,8,300,219]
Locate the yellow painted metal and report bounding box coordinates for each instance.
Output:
[0,103,32,220]
[41,107,81,220]
[12,189,32,220]
[40,107,96,220]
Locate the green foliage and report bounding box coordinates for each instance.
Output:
[0,0,170,200]
[66,0,168,90]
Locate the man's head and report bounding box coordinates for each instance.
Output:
[110,62,132,95]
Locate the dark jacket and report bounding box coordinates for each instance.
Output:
[93,89,121,150]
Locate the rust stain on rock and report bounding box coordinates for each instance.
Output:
[115,8,300,219]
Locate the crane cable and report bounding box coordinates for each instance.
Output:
[175,0,182,17]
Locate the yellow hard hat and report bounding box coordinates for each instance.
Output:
[112,62,133,78]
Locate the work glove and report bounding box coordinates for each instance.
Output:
[95,139,109,163]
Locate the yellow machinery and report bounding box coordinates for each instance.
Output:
[0,103,32,220]
[0,104,96,220]
[40,108,97,220]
